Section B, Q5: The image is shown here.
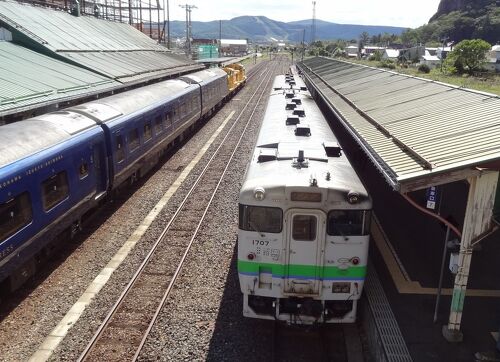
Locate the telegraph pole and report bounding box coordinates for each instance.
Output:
[311,1,316,44]
[179,4,197,57]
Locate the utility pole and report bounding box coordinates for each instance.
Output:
[179,4,197,58]
[301,28,305,62]
[166,0,170,48]
[128,0,132,24]
[311,1,316,44]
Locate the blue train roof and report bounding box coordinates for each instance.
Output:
[0,112,97,168]
[69,78,196,123]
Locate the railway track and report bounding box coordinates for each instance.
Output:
[77,57,288,361]
[272,321,365,362]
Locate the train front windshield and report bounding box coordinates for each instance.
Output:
[327,210,371,236]
[239,204,282,233]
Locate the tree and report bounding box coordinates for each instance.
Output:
[445,39,491,74]
[359,31,370,46]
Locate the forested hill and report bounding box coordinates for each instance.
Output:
[426,0,499,43]
[169,16,405,42]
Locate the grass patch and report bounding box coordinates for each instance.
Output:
[345,58,500,96]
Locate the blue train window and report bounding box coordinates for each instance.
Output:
[0,192,32,243]
[144,123,152,141]
[155,116,163,134]
[115,135,124,163]
[42,172,69,211]
[79,162,89,179]
[128,129,140,151]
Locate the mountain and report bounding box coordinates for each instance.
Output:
[426,0,499,43]
[169,16,406,42]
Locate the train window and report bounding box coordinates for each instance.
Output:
[144,122,152,141]
[42,171,69,211]
[79,162,89,179]
[0,192,32,242]
[155,116,163,133]
[129,129,140,151]
[327,210,367,236]
[292,215,317,241]
[116,135,124,163]
[239,204,282,233]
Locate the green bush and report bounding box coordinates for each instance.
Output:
[418,64,431,73]
[379,59,396,69]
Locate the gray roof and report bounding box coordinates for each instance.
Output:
[0,112,97,168]
[0,0,203,83]
[0,41,119,117]
[299,57,500,191]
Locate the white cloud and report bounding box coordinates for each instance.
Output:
[163,0,440,28]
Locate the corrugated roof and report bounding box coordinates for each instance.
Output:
[0,0,203,83]
[299,57,500,191]
[0,41,120,117]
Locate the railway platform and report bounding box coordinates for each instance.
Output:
[361,145,500,362]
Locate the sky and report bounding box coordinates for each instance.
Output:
[165,0,442,29]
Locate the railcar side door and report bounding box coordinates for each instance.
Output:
[284,209,325,295]
[92,140,108,200]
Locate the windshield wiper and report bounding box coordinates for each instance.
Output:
[249,221,265,238]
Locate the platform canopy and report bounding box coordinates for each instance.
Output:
[0,41,120,117]
[0,0,203,84]
[298,57,500,192]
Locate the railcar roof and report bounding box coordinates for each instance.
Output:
[0,114,97,169]
[180,68,227,84]
[69,79,194,122]
[256,90,336,147]
[242,73,368,197]
[242,157,367,196]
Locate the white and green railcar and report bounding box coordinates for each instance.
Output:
[238,71,372,324]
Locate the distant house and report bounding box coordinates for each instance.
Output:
[363,46,385,57]
[346,45,358,58]
[400,46,425,63]
[436,46,452,60]
[420,51,441,69]
[484,44,500,72]
[219,39,248,56]
[382,49,399,60]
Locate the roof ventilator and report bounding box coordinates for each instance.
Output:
[300,86,307,91]
[257,149,278,163]
[285,102,297,110]
[295,124,311,136]
[291,98,302,105]
[293,107,305,117]
[285,90,295,98]
[286,115,300,125]
[323,142,342,157]
[292,150,309,169]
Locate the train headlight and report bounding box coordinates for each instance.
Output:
[254,187,265,201]
[347,191,359,204]
[351,257,360,265]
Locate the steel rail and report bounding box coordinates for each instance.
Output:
[78,58,282,362]
[132,57,285,361]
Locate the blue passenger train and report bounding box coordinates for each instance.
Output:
[0,66,245,291]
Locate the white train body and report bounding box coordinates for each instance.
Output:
[238,70,372,324]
